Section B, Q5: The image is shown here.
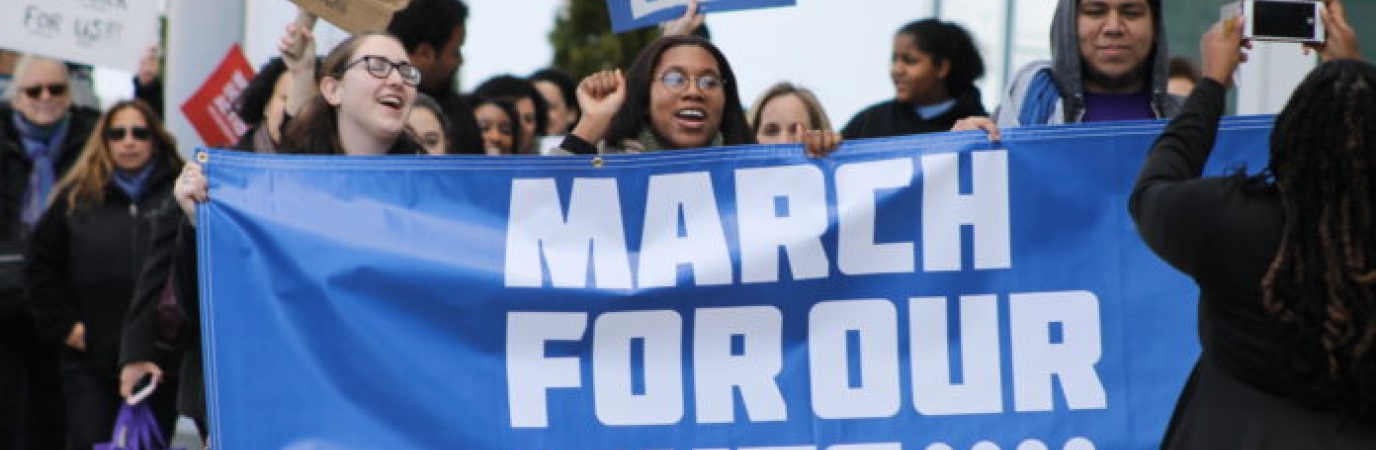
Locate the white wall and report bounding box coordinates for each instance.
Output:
[1236,42,1315,115]
[165,0,246,154]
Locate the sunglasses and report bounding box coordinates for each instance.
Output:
[105,126,151,141]
[22,83,68,99]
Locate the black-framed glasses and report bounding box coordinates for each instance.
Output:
[338,55,422,87]
[105,126,150,141]
[22,83,68,99]
[658,69,723,93]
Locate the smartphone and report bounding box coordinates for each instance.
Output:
[1243,0,1325,43]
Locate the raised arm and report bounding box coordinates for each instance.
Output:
[280,10,319,119]
[561,70,626,154]
[1128,16,1244,273]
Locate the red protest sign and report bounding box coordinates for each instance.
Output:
[181,44,253,148]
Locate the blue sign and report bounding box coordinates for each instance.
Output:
[607,0,796,33]
[197,116,1275,450]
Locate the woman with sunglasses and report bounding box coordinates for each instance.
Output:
[24,99,184,449]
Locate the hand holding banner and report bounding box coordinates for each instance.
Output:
[196,117,1277,449]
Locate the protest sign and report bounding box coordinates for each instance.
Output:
[288,0,409,34]
[197,116,1275,449]
[608,0,795,33]
[180,45,253,149]
[0,0,161,72]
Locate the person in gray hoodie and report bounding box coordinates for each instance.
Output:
[955,0,1182,136]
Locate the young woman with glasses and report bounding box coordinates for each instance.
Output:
[25,99,185,449]
[563,35,837,157]
[177,26,426,221]
[560,35,750,154]
[277,29,425,156]
[142,29,430,444]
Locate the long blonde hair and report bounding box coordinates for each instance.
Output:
[55,99,183,211]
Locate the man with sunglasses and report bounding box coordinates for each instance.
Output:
[0,54,99,450]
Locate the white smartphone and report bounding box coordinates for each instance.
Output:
[1242,0,1325,43]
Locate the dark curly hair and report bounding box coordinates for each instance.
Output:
[1262,59,1376,412]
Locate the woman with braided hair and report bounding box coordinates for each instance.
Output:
[1130,1,1376,447]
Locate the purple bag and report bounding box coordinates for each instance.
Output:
[94,402,185,450]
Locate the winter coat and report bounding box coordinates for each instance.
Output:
[25,161,179,376]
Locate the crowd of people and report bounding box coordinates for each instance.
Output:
[0,0,1371,448]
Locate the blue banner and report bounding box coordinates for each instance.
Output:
[607,0,796,33]
[197,116,1274,450]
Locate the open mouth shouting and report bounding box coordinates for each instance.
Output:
[673,107,708,131]
[378,93,405,113]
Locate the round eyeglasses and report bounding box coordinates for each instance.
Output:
[338,55,422,87]
[658,69,723,93]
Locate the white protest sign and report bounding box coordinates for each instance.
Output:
[0,0,161,72]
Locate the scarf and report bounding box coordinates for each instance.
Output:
[14,113,70,228]
[632,128,724,153]
[114,160,157,203]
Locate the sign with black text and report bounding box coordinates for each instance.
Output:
[0,0,160,72]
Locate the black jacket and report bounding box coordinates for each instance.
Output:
[25,161,178,376]
[841,88,988,140]
[0,104,100,319]
[119,202,205,420]
[1130,79,1376,448]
